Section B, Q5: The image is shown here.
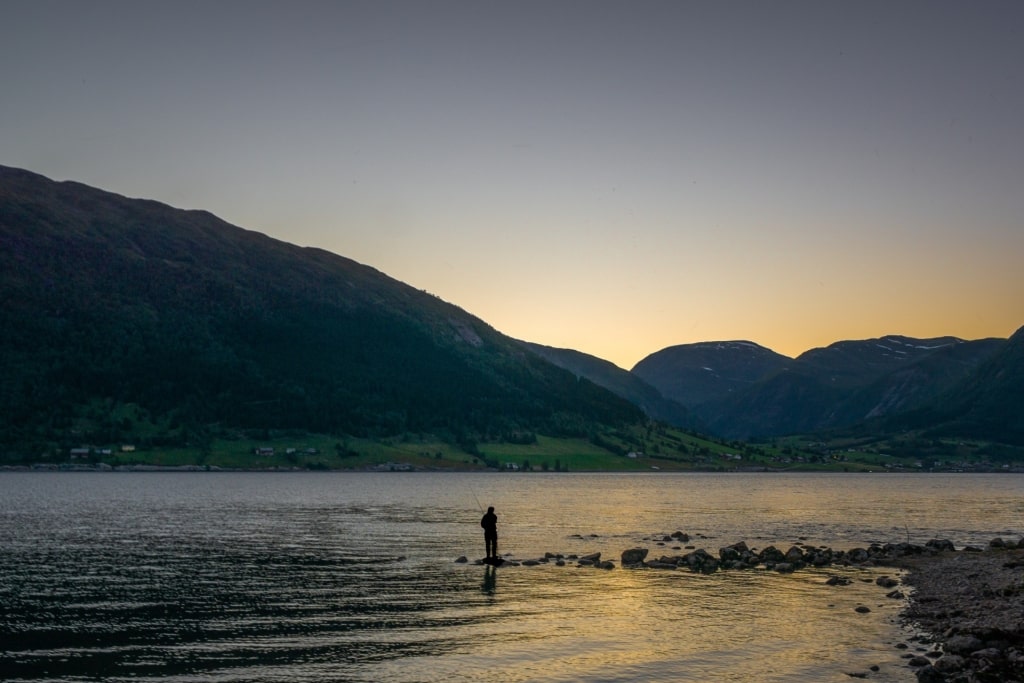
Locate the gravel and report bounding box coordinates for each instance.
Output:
[896,547,1024,681]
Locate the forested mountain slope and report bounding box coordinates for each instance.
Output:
[0,166,643,456]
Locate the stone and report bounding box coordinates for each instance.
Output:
[679,548,720,573]
[931,654,965,673]
[580,552,601,563]
[847,548,870,563]
[699,557,720,574]
[455,556,468,563]
[807,549,833,566]
[621,548,649,566]
[719,546,740,563]
[784,545,805,563]
[855,605,872,613]
[914,665,944,682]
[944,634,984,655]
[876,575,900,588]
[925,539,956,552]
[970,647,1003,662]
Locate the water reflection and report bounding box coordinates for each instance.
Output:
[3,471,1020,682]
[482,565,497,595]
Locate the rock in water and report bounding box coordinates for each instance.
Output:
[621,548,649,566]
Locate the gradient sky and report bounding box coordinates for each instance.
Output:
[3,1,1023,369]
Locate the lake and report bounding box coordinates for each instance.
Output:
[2,472,1022,682]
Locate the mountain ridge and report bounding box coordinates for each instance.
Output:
[0,165,645,457]
[624,333,1015,442]
[2,165,1020,456]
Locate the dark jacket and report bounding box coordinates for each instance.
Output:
[480,511,497,536]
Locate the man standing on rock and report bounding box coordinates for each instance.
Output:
[481,506,498,559]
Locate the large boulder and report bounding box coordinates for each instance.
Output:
[784,546,805,564]
[944,634,984,655]
[621,548,649,566]
[719,546,740,563]
[846,547,870,564]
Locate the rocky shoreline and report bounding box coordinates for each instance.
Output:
[894,543,1024,682]
[458,534,1024,681]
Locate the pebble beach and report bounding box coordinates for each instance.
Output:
[897,545,1024,682]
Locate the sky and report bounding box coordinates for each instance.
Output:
[3,1,1023,369]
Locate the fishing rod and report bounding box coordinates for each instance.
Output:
[470,488,484,512]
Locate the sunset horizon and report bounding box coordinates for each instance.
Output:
[3,1,1022,370]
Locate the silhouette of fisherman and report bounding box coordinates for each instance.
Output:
[480,506,498,561]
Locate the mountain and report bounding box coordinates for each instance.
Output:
[518,341,699,429]
[895,325,1024,444]
[705,337,1004,438]
[637,335,1007,440]
[631,341,792,407]
[0,165,643,456]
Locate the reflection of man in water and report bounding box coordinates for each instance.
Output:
[482,564,496,594]
[480,506,498,559]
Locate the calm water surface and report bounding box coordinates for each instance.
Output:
[2,472,1023,682]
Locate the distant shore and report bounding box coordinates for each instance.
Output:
[5,463,1024,475]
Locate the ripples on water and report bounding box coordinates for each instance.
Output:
[2,472,1022,682]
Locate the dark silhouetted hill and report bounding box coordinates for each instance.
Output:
[631,341,792,407]
[519,341,700,429]
[0,165,643,456]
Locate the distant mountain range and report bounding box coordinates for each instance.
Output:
[541,331,1023,444]
[2,165,1021,456]
[633,335,1014,440]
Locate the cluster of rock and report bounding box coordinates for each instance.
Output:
[455,551,614,569]
[896,543,1024,682]
[457,533,964,575]
[904,631,1024,682]
[623,537,960,574]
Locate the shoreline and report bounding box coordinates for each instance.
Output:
[5,463,1024,474]
[894,545,1024,681]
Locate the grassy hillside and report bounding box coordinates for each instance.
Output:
[17,426,758,472]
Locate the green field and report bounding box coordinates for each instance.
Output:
[27,421,1024,473]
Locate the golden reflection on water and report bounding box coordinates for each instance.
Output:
[376,561,913,683]
[7,472,1014,683]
